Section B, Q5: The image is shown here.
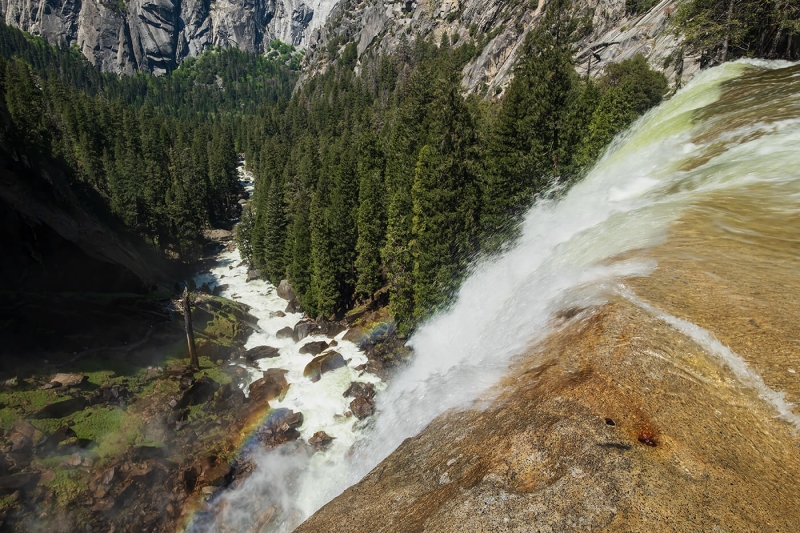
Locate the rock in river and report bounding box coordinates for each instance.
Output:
[299,340,329,356]
[343,382,376,399]
[276,326,294,339]
[349,397,376,420]
[303,351,346,382]
[249,369,290,403]
[245,345,281,362]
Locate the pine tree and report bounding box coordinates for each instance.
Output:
[481,0,585,250]
[382,62,436,333]
[411,69,479,320]
[354,129,387,300]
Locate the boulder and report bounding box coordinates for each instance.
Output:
[47,373,86,388]
[8,422,41,452]
[276,279,296,302]
[299,340,329,356]
[197,339,239,361]
[269,310,286,319]
[285,300,302,314]
[257,408,304,447]
[276,326,294,339]
[246,270,260,282]
[293,321,317,342]
[303,351,346,382]
[244,345,281,362]
[350,397,376,420]
[212,284,229,296]
[175,376,219,410]
[317,320,346,339]
[308,431,334,451]
[343,382,376,399]
[249,369,290,403]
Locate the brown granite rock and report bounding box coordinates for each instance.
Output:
[303,351,346,382]
[249,369,290,403]
[349,397,375,420]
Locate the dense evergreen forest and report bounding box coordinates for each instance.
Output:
[6,0,790,334]
[238,0,668,332]
[0,23,299,258]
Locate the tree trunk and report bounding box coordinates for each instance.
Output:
[183,288,199,370]
[721,0,735,63]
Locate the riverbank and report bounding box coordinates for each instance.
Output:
[0,159,411,532]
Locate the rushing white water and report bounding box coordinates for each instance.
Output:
[198,60,800,531]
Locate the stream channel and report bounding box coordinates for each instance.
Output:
[189,164,384,532]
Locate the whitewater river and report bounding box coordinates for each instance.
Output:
[187,166,384,532]
[192,59,800,532]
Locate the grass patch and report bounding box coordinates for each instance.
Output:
[40,468,86,507]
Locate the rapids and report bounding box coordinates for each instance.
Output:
[194,60,800,531]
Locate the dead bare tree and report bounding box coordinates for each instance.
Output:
[182,287,199,370]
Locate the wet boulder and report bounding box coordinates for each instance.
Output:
[299,340,329,356]
[293,320,317,342]
[308,431,334,451]
[276,280,296,302]
[317,319,346,339]
[343,382,376,400]
[269,310,286,319]
[246,270,260,282]
[285,300,302,314]
[350,397,376,420]
[244,345,281,363]
[303,351,346,382]
[249,369,290,403]
[257,408,304,447]
[276,326,294,339]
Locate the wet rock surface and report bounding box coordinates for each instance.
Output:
[349,397,375,420]
[244,345,281,362]
[299,340,329,356]
[303,351,346,382]
[297,300,800,532]
[308,430,334,451]
[249,368,290,403]
[343,381,375,399]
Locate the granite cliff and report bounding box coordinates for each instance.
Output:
[0,0,338,74]
[0,0,697,88]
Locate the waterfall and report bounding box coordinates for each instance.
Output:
[202,59,800,531]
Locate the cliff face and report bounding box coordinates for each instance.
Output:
[0,0,338,74]
[304,0,699,96]
[1,0,695,83]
